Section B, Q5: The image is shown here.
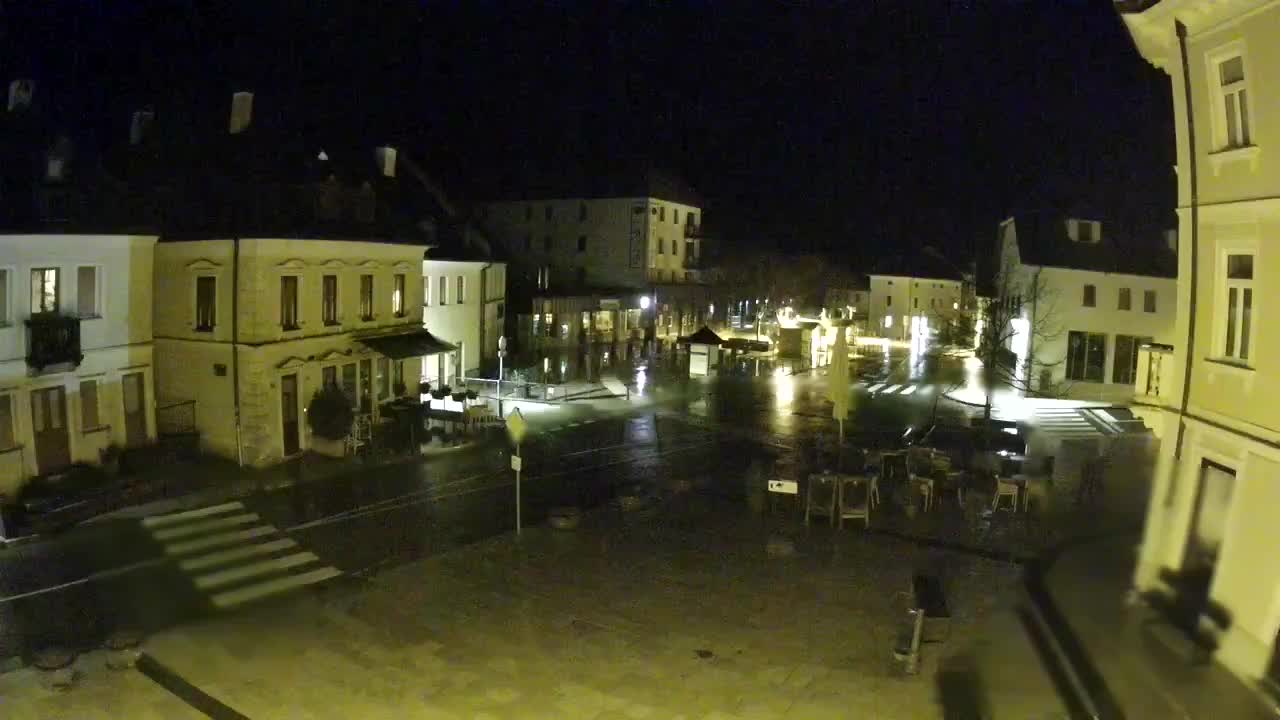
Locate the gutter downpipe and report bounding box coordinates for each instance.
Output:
[1172,19,1200,476]
[480,260,492,374]
[232,236,244,468]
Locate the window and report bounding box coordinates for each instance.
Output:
[424,276,432,307]
[659,206,665,221]
[280,275,299,329]
[1078,222,1095,244]
[360,274,375,320]
[0,269,8,325]
[1082,284,1096,307]
[31,267,59,314]
[1223,253,1254,362]
[886,295,892,307]
[322,275,339,325]
[438,275,448,305]
[196,276,216,331]
[456,275,465,304]
[1217,54,1251,149]
[673,209,679,224]
[658,238,665,255]
[378,357,390,399]
[80,379,101,430]
[1118,288,1131,311]
[392,359,404,394]
[77,266,99,317]
[322,365,337,388]
[543,236,552,252]
[577,235,587,252]
[688,213,697,226]
[914,297,919,309]
[579,203,587,221]
[1065,331,1106,382]
[393,274,406,317]
[1143,290,1156,313]
[544,205,553,221]
[0,394,13,450]
[1113,335,1150,385]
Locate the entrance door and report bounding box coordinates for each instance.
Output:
[31,386,71,474]
[281,373,300,456]
[359,359,373,413]
[122,372,147,447]
[1183,460,1236,603]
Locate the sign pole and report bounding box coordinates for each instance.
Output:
[515,441,522,536]
[505,406,528,538]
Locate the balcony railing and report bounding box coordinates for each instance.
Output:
[25,312,83,371]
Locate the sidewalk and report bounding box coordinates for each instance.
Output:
[4,494,1022,718]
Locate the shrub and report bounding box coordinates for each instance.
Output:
[307,385,354,441]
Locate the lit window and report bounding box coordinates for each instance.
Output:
[1216,54,1251,149]
[196,276,216,330]
[30,267,59,314]
[393,274,406,317]
[1222,253,1254,363]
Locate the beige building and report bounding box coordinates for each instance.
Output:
[1120,0,1280,691]
[0,232,157,493]
[153,238,426,467]
[422,257,506,383]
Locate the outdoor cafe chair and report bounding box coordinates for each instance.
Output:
[837,475,871,529]
[992,475,1021,512]
[805,472,838,527]
[911,473,935,512]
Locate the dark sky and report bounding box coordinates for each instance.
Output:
[5,1,1173,265]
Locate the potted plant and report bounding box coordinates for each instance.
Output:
[307,385,354,457]
[451,390,467,403]
[431,385,450,400]
[418,381,432,396]
[465,389,478,401]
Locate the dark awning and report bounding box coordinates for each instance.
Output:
[357,328,456,359]
[678,326,724,346]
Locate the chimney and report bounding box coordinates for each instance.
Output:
[8,78,34,112]
[229,91,253,134]
[375,146,397,178]
[130,108,155,145]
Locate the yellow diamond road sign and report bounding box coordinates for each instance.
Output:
[505,407,528,445]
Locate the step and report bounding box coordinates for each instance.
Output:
[179,538,299,571]
[142,502,245,528]
[210,566,343,609]
[194,551,320,590]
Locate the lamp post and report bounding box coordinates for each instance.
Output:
[497,336,507,416]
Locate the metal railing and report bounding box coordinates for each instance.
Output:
[25,312,82,370]
[156,399,197,435]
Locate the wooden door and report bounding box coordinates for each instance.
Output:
[31,386,71,473]
[281,373,300,456]
[122,372,147,447]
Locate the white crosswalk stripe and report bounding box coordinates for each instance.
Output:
[142,502,340,610]
[899,385,918,395]
[1033,408,1104,438]
[866,383,886,393]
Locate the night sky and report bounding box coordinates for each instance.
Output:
[5,1,1173,266]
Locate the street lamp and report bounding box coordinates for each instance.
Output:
[497,335,507,416]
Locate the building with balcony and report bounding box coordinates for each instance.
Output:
[1120,0,1280,698]
[479,168,713,349]
[0,91,159,491]
[996,213,1177,401]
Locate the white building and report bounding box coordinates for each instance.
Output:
[154,238,427,467]
[422,256,506,384]
[1120,0,1280,691]
[0,232,158,492]
[997,214,1177,401]
[867,256,968,342]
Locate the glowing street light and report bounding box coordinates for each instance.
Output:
[639,295,652,310]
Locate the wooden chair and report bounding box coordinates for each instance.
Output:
[911,473,935,512]
[805,473,837,526]
[837,475,871,529]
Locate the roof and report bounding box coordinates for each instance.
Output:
[357,328,455,359]
[1005,213,1176,278]
[869,252,966,282]
[679,326,724,346]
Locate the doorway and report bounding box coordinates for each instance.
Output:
[31,386,71,474]
[122,372,147,447]
[359,359,373,413]
[1183,459,1236,604]
[281,373,300,456]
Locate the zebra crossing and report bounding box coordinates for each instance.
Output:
[1031,407,1107,438]
[141,501,341,610]
[857,381,939,397]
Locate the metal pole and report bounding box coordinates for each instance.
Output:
[498,352,504,417]
[515,442,522,536]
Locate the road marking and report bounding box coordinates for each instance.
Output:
[211,567,343,609]
[163,526,277,555]
[881,384,902,394]
[142,501,245,528]
[194,552,320,590]
[899,385,918,395]
[150,513,261,541]
[179,538,299,571]
[866,383,886,393]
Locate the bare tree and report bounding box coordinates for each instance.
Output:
[713,253,834,336]
[974,254,1063,420]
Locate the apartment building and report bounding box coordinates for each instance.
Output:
[1120,0,1280,693]
[868,255,969,343]
[422,255,506,383]
[997,214,1177,401]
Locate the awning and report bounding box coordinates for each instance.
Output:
[357,328,456,359]
[677,326,724,346]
